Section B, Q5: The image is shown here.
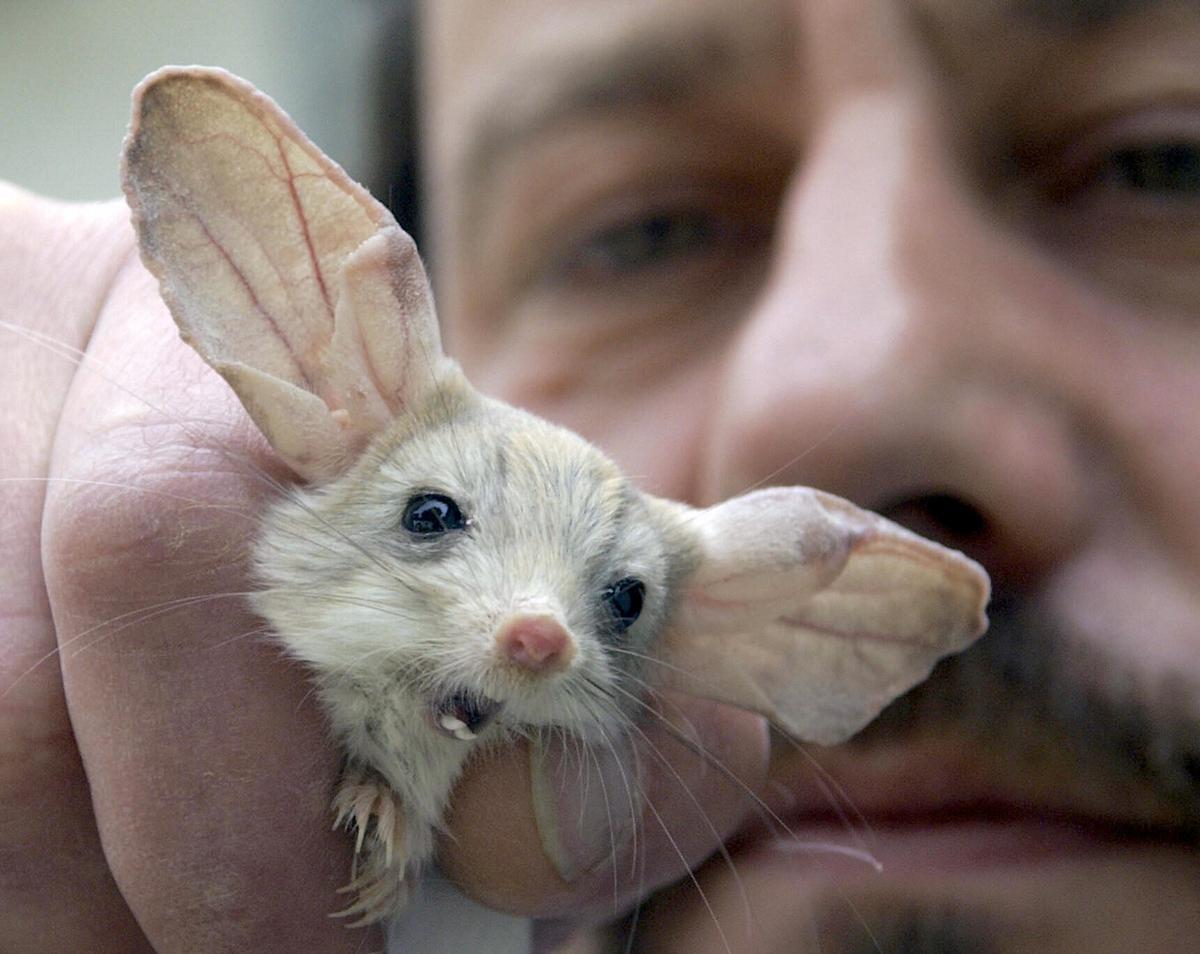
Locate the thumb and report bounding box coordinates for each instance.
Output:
[439,694,769,922]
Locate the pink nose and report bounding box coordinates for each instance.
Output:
[496,614,574,672]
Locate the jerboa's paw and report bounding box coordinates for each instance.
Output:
[331,767,410,926]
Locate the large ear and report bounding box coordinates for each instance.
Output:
[650,487,990,746]
[121,66,455,482]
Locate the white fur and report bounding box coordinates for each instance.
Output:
[250,390,678,876]
[121,66,989,927]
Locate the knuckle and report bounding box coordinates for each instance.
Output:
[41,423,269,603]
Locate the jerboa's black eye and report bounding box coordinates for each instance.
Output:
[602,577,645,631]
[402,493,466,535]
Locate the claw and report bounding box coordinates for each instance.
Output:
[331,787,353,830]
[335,868,372,895]
[375,795,396,869]
[331,867,404,926]
[351,788,378,855]
[329,769,410,924]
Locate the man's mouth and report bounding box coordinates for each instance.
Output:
[736,732,1196,876]
[431,690,504,741]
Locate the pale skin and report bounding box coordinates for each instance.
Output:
[1,1,1199,954]
[426,0,1200,950]
[0,200,779,947]
[114,63,984,932]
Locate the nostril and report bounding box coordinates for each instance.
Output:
[883,492,990,545]
[884,490,1070,585]
[496,614,574,672]
[917,493,989,538]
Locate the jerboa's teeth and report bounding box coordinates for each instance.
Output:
[453,726,477,741]
[439,713,467,732]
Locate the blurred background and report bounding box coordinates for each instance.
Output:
[1,0,379,201]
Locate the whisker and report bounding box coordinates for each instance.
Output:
[616,700,757,939]
[2,321,425,604]
[606,677,882,872]
[3,589,259,698]
[209,624,275,650]
[263,499,427,601]
[581,736,622,911]
[603,643,739,703]
[59,592,259,660]
[731,407,860,498]
[769,730,880,856]
[0,476,257,516]
[598,657,707,748]
[663,398,865,540]
[570,671,756,934]
[641,781,734,954]
[604,676,895,951]
[572,688,643,891]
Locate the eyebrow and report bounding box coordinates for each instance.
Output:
[457,15,795,191]
[454,0,1192,192]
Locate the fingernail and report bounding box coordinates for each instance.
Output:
[530,732,641,883]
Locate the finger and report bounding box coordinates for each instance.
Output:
[42,247,381,952]
[440,693,770,922]
[0,189,154,950]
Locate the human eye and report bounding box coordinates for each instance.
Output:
[541,196,768,291]
[998,102,1200,309]
[558,208,721,278]
[1032,106,1200,216]
[1094,141,1200,195]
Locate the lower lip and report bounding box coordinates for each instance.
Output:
[738,815,1151,878]
[631,814,1200,954]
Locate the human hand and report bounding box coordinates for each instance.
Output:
[1,183,771,952]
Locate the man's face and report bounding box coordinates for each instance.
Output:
[420,0,1200,949]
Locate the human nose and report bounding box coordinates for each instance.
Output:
[697,93,1090,586]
